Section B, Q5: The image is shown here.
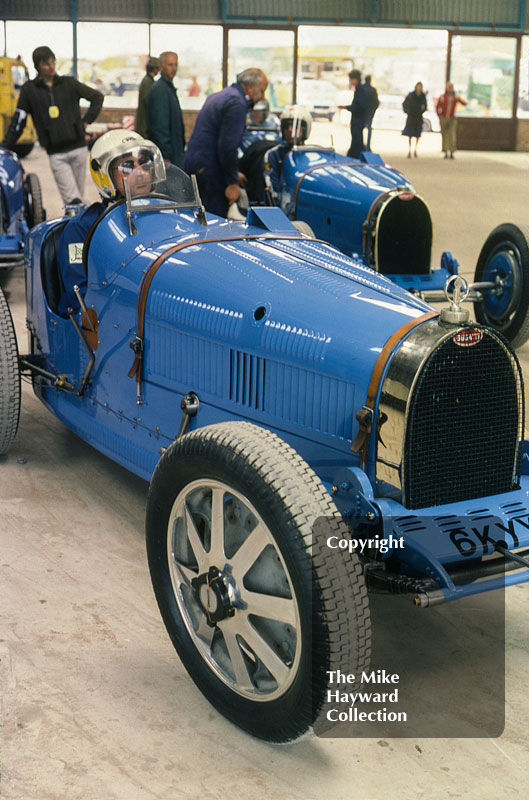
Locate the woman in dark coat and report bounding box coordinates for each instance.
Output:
[402,82,427,158]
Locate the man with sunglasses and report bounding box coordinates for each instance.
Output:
[1,45,103,205]
[56,130,164,317]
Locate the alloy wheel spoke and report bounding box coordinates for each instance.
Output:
[221,624,254,691]
[209,487,225,564]
[229,523,270,582]
[237,616,290,685]
[195,615,215,649]
[243,590,297,626]
[184,505,208,573]
[171,558,197,591]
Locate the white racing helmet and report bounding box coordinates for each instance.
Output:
[89,129,166,198]
[280,105,312,143]
[247,98,270,126]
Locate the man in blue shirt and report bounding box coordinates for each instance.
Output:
[183,68,268,217]
[146,51,185,167]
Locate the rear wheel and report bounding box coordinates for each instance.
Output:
[292,220,316,238]
[473,223,529,348]
[146,422,371,742]
[0,286,21,454]
[25,172,45,227]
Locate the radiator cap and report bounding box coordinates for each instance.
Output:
[440,274,470,324]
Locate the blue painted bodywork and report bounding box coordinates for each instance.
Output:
[0,147,28,268]
[24,196,529,602]
[279,148,406,234]
[281,147,457,290]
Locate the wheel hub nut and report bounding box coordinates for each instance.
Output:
[192,567,234,626]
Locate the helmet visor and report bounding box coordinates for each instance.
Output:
[109,146,165,197]
[281,118,308,142]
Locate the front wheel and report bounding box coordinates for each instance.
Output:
[24,172,45,227]
[473,223,529,348]
[0,286,21,454]
[146,422,371,742]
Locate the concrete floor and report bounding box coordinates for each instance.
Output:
[1,130,529,799]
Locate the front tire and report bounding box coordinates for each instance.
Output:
[146,422,370,742]
[0,286,21,454]
[24,172,45,227]
[473,223,529,348]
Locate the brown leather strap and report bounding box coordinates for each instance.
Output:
[351,310,439,459]
[82,308,98,351]
[128,233,307,385]
[291,161,372,219]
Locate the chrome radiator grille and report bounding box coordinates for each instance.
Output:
[403,329,523,509]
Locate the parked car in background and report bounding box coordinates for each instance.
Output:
[0,146,45,269]
[239,129,529,348]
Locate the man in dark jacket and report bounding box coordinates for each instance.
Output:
[135,56,159,137]
[1,45,103,205]
[339,69,369,159]
[183,68,268,217]
[146,51,185,167]
[363,75,380,152]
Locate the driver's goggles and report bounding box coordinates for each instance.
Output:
[114,156,153,175]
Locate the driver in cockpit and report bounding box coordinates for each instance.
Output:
[57,129,165,316]
[263,105,311,205]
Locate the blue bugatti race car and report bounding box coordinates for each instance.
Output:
[239,111,529,348]
[0,146,45,270]
[1,152,528,743]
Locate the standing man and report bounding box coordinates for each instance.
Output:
[436,81,467,159]
[183,68,268,217]
[1,45,103,205]
[135,56,159,137]
[363,75,379,152]
[339,69,369,159]
[146,51,185,167]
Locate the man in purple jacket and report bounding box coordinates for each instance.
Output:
[183,68,268,217]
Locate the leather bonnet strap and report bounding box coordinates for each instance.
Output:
[128,233,308,384]
[351,310,440,460]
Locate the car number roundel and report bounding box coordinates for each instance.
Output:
[453,329,484,347]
